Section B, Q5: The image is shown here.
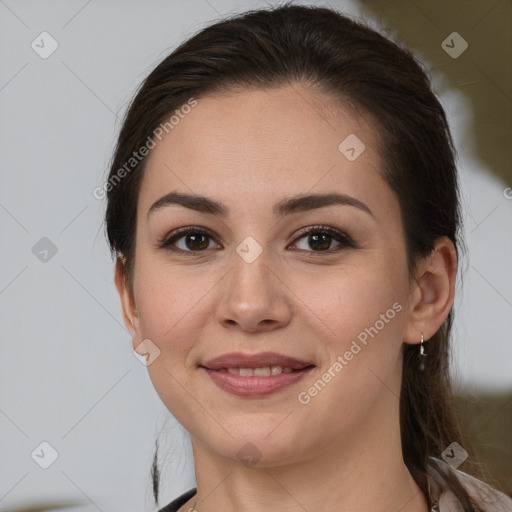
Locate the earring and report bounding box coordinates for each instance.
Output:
[419,333,426,371]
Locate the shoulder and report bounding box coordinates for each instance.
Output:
[431,459,512,512]
[158,487,197,512]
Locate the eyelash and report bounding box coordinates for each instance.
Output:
[156,225,356,257]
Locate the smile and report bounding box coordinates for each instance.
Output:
[201,366,315,397]
[215,366,296,376]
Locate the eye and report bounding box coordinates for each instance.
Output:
[157,224,355,256]
[289,225,355,253]
[156,227,221,256]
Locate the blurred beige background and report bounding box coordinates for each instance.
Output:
[360,0,511,186]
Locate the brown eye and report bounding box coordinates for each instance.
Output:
[290,225,355,253]
[306,233,333,251]
[183,233,210,251]
[157,225,355,257]
[158,227,221,255]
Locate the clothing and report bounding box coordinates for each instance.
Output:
[159,487,197,512]
[158,460,512,511]
[427,459,511,511]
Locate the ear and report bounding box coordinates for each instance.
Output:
[403,236,458,345]
[114,255,141,351]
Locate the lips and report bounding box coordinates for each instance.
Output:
[200,351,315,371]
[199,351,316,397]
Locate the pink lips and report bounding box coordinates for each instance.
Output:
[201,351,313,370]
[199,351,315,397]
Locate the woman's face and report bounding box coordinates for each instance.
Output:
[120,85,419,466]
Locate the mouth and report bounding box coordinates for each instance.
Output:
[200,351,315,371]
[199,351,316,397]
[205,365,311,376]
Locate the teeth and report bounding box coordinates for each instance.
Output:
[254,366,271,376]
[271,366,283,375]
[222,366,296,376]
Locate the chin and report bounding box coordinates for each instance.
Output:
[205,425,305,468]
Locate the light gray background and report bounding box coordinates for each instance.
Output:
[1,1,511,511]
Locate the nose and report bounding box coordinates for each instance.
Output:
[215,247,293,333]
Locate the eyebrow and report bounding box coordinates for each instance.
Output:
[147,191,374,219]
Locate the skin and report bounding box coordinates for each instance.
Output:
[115,85,457,512]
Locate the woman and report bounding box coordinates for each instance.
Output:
[104,4,511,511]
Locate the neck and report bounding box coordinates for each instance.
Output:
[182,391,429,512]
[186,444,427,512]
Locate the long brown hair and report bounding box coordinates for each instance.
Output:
[105,4,485,509]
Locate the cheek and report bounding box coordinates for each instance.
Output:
[132,259,215,406]
[292,267,407,424]
[135,275,202,423]
[133,236,206,326]
[294,257,408,346]
[293,256,409,415]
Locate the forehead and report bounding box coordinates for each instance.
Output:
[139,85,391,217]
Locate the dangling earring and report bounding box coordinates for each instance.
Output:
[419,333,426,371]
